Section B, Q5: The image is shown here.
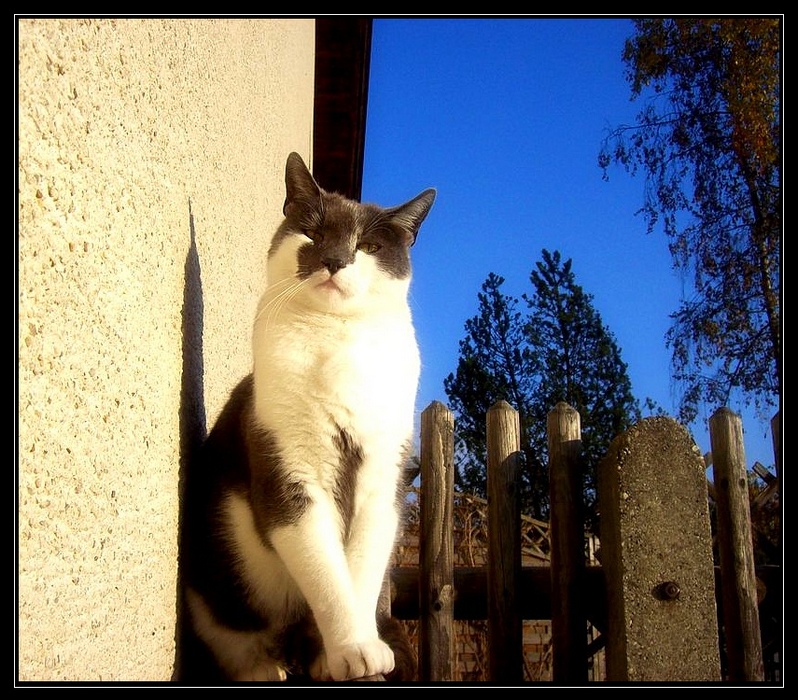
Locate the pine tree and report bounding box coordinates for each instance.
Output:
[444,250,640,526]
[524,250,641,524]
[443,272,540,508]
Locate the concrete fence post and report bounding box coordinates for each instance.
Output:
[598,417,721,682]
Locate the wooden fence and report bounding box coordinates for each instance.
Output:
[386,401,781,683]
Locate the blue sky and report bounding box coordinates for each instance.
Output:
[361,17,776,470]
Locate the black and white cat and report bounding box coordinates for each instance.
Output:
[181,152,435,682]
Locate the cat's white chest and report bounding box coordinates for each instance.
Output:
[321,320,416,408]
[253,311,420,442]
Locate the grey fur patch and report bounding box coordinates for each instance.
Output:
[332,425,364,543]
[271,152,434,282]
[246,411,312,535]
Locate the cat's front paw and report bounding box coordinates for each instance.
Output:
[311,639,395,681]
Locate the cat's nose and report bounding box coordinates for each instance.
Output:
[322,258,346,275]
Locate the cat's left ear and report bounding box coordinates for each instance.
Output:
[387,189,436,246]
[283,152,323,223]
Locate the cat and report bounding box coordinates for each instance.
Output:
[180,152,435,682]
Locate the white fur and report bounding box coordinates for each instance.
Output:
[224,493,305,622]
[224,232,420,680]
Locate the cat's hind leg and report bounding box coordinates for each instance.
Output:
[186,588,288,682]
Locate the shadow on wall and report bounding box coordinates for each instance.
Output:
[173,199,207,681]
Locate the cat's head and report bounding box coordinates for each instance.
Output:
[265,152,435,317]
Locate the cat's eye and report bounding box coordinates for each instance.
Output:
[358,241,381,254]
[304,230,323,243]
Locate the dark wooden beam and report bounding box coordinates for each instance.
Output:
[313,18,372,201]
[390,566,608,634]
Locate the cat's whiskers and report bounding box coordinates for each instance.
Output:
[255,275,309,328]
[254,277,299,327]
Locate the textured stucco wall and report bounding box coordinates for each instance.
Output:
[17,18,315,681]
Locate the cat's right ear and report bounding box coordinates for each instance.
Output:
[388,188,437,246]
[283,153,323,224]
